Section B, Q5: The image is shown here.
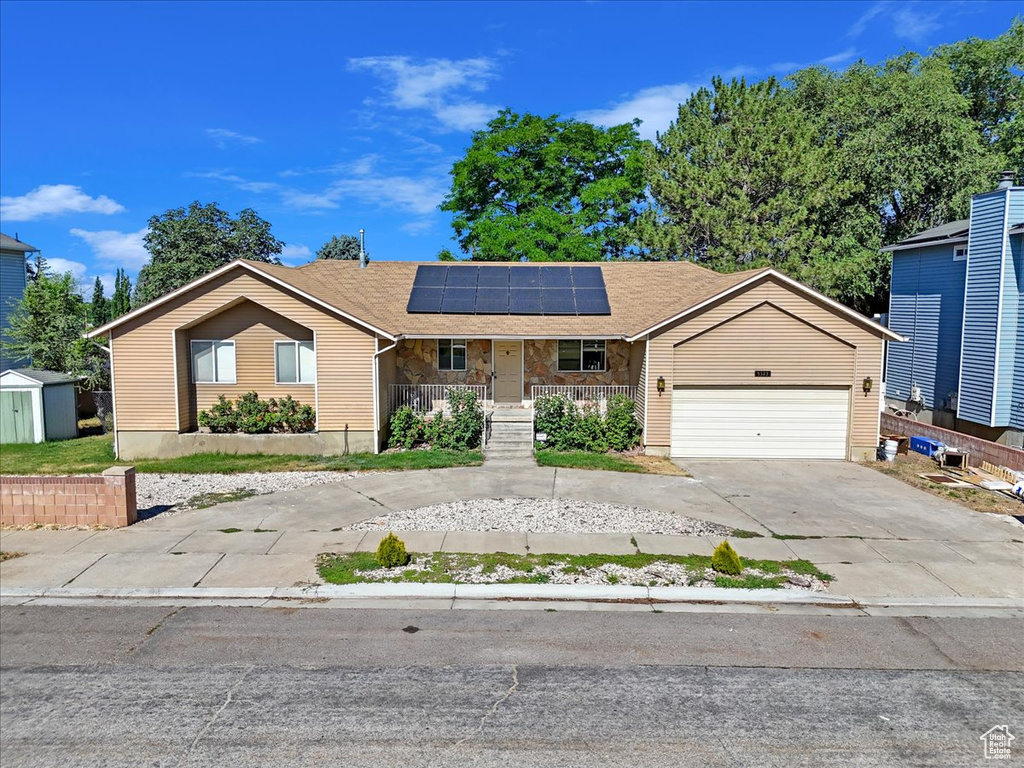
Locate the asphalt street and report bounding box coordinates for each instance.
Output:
[2,606,1022,767]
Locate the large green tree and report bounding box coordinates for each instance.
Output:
[110,268,132,318]
[1,256,91,375]
[316,234,366,261]
[134,202,282,305]
[441,109,647,261]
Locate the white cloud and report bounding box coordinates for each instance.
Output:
[44,258,115,296]
[849,2,941,42]
[0,184,125,221]
[577,83,695,141]
[348,56,500,131]
[817,47,859,67]
[280,243,313,265]
[400,219,435,236]
[206,128,262,147]
[70,227,150,270]
[46,257,88,281]
[188,170,278,193]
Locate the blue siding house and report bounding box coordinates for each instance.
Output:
[0,233,38,371]
[884,172,1024,448]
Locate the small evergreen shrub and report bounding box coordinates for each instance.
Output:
[711,540,743,575]
[198,392,315,434]
[388,406,424,449]
[376,532,409,568]
[605,394,642,451]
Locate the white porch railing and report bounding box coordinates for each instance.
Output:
[389,384,489,415]
[530,385,637,408]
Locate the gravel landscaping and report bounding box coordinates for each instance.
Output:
[137,471,368,517]
[344,497,731,536]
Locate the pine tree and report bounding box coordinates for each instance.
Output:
[90,276,110,327]
[110,269,132,318]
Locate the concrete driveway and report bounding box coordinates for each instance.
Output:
[2,461,1021,599]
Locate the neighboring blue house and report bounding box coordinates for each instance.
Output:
[0,232,39,371]
[884,171,1023,448]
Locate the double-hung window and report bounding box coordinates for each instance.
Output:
[275,340,316,384]
[557,340,606,372]
[438,339,467,371]
[191,340,236,384]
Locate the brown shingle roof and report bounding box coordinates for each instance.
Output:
[245,260,769,339]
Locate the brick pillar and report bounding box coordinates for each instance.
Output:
[102,466,137,526]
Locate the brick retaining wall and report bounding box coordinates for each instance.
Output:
[0,467,137,528]
[881,414,1024,472]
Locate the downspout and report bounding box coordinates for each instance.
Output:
[372,337,398,454]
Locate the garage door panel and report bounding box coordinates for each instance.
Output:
[671,387,849,459]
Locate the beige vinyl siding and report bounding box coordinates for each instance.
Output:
[187,301,315,429]
[630,340,646,429]
[110,268,377,433]
[646,277,884,455]
[672,304,855,385]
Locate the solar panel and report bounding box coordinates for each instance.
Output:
[509,288,543,314]
[440,287,477,313]
[407,286,443,313]
[509,266,541,288]
[573,288,611,314]
[444,266,479,287]
[475,288,509,313]
[540,266,573,288]
[541,288,576,314]
[415,265,449,287]
[477,267,510,287]
[570,266,605,288]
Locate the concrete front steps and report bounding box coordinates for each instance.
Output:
[484,409,535,461]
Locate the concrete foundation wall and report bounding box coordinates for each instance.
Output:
[116,430,374,459]
[1,467,137,528]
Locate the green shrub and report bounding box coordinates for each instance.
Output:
[711,540,743,575]
[198,391,315,434]
[605,394,642,451]
[376,532,409,568]
[423,412,453,450]
[446,388,483,449]
[388,406,423,449]
[534,394,579,450]
[569,402,608,452]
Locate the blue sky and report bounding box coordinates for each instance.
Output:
[0,0,1016,296]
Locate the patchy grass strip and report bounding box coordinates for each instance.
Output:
[0,551,27,562]
[317,551,832,590]
[0,434,484,476]
[535,450,690,476]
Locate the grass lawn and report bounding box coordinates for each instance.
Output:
[535,449,690,476]
[0,434,483,476]
[867,452,1022,516]
[317,550,831,589]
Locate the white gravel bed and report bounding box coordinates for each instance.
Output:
[350,555,827,592]
[136,471,369,516]
[344,497,731,536]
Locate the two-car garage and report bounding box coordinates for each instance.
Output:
[643,272,894,462]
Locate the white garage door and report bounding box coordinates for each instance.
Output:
[671,387,850,459]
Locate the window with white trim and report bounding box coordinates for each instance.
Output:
[191,340,236,384]
[953,246,967,261]
[557,340,606,372]
[275,340,316,384]
[438,339,467,371]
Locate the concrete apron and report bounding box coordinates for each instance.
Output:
[2,584,1022,618]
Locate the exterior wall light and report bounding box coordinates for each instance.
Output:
[862,377,873,395]
[657,376,666,395]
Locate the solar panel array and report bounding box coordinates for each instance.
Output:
[406,265,611,315]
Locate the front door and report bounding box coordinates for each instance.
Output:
[493,341,523,404]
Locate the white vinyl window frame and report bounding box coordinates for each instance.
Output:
[557,339,607,373]
[275,340,316,385]
[953,245,967,262]
[438,338,467,371]
[190,340,236,384]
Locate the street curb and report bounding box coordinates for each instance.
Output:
[2,585,1019,610]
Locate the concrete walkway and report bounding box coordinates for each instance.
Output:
[2,462,1022,600]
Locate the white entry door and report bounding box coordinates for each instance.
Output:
[671,386,850,459]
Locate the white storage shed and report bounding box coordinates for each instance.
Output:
[0,369,80,444]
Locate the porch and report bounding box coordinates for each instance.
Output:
[387,337,642,416]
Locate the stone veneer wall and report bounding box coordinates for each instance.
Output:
[0,467,137,528]
[395,339,492,387]
[524,339,630,398]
